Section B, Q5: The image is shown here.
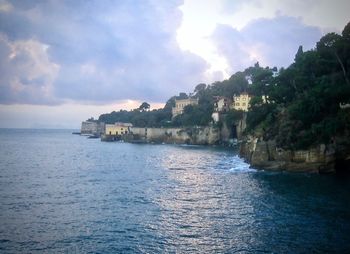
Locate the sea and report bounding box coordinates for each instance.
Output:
[0,128,349,253]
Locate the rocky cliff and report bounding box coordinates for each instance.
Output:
[239,135,350,174]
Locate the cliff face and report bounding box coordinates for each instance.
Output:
[236,113,247,139]
[239,136,350,173]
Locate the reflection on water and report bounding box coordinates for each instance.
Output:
[0,129,349,253]
[157,146,260,252]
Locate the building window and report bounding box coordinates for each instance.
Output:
[243,98,246,101]
[116,131,118,135]
[243,103,246,106]
[236,103,240,106]
[109,131,111,135]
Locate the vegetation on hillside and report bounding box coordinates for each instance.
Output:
[246,22,350,149]
[97,22,350,149]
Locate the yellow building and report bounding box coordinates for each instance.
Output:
[105,122,132,136]
[232,93,251,111]
[172,97,199,118]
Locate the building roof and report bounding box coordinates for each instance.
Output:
[213,96,231,102]
[174,97,198,103]
[106,122,133,127]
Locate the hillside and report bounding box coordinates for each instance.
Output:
[97,22,350,169]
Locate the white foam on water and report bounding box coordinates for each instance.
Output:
[229,155,256,173]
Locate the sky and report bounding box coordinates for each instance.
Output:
[0,0,349,129]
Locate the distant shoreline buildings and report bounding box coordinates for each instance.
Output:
[81,92,254,139]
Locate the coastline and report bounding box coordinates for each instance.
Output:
[78,119,350,174]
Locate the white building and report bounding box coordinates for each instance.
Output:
[211,112,220,123]
[213,97,231,113]
[211,97,232,123]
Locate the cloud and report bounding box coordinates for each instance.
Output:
[0,0,207,105]
[217,0,350,33]
[211,15,322,73]
[0,34,60,104]
[220,0,261,14]
[0,0,13,12]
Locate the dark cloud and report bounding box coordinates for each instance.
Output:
[211,15,322,72]
[0,0,207,105]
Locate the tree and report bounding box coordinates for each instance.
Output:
[294,45,303,62]
[177,92,188,99]
[342,22,350,40]
[245,64,274,99]
[172,101,214,127]
[138,102,150,112]
[224,110,243,127]
[317,32,349,85]
[194,83,207,94]
[242,22,350,148]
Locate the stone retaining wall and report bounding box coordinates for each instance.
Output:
[130,126,220,145]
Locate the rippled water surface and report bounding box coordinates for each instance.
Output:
[0,129,350,253]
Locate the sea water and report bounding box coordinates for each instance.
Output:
[0,129,349,253]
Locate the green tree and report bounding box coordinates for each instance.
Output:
[138,102,150,111]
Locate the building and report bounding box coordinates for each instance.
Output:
[211,97,232,123]
[211,112,220,123]
[172,97,199,118]
[340,102,350,109]
[213,97,231,113]
[105,122,133,136]
[232,93,251,111]
[262,95,269,104]
[81,118,105,136]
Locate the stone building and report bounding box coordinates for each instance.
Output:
[81,119,105,136]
